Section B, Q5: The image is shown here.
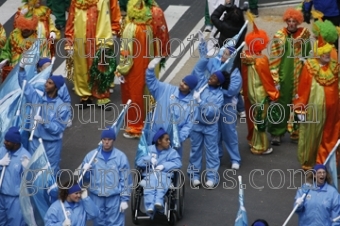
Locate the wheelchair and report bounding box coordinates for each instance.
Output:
[130,167,185,225]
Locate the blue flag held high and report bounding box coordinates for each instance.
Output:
[19,139,58,226]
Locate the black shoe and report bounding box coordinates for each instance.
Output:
[80,98,93,109]
[97,102,113,111]
[250,8,259,17]
[56,24,65,31]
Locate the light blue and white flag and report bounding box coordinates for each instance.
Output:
[19,139,58,226]
[235,176,248,226]
[324,139,340,190]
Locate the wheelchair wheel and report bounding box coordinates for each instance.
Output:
[168,211,177,226]
[175,173,185,220]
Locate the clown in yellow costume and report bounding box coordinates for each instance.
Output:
[293,34,339,170]
[65,0,121,107]
[116,0,154,138]
[14,0,60,57]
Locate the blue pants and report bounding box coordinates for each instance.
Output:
[0,194,26,226]
[143,172,171,212]
[219,105,241,164]
[90,193,125,226]
[30,138,62,176]
[237,93,245,113]
[187,124,220,184]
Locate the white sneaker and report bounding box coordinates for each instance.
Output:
[139,179,146,187]
[192,179,201,187]
[262,147,273,155]
[109,88,114,93]
[205,180,214,189]
[239,111,246,118]
[204,25,212,32]
[231,163,240,170]
[146,208,153,214]
[155,203,164,211]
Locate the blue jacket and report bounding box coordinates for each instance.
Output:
[18,70,69,141]
[136,145,182,172]
[295,183,340,226]
[221,68,242,105]
[145,68,198,143]
[82,147,132,200]
[191,55,224,126]
[44,197,100,226]
[0,145,31,196]
[304,0,339,17]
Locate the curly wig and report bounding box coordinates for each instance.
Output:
[283,8,304,25]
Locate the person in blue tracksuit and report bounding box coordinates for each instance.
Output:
[81,128,132,226]
[0,127,31,226]
[36,57,72,127]
[145,57,199,158]
[294,164,340,226]
[44,181,99,226]
[187,39,225,189]
[136,128,182,215]
[18,61,70,177]
[218,63,242,170]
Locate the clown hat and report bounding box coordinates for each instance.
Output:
[16,13,38,30]
[283,8,304,25]
[244,10,269,53]
[315,34,333,56]
[312,19,338,44]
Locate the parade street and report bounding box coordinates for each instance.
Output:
[0,0,335,225]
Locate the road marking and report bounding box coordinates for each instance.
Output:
[0,0,21,24]
[163,17,204,83]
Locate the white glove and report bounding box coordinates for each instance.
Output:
[197,30,204,43]
[67,48,74,56]
[67,119,72,128]
[295,196,305,206]
[21,156,30,168]
[120,201,128,212]
[155,165,164,171]
[19,57,25,68]
[81,189,88,199]
[83,163,91,171]
[0,153,10,166]
[148,57,162,69]
[151,157,157,166]
[20,7,28,15]
[193,90,201,103]
[49,32,56,40]
[297,114,305,122]
[34,115,44,123]
[62,218,71,226]
[275,84,280,91]
[0,59,8,69]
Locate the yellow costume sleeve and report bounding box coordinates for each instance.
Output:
[116,22,135,75]
[0,23,6,49]
[47,9,61,40]
[96,0,113,48]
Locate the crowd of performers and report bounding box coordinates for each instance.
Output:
[0,0,340,225]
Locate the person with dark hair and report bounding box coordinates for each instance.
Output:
[210,0,247,70]
[187,36,225,188]
[294,164,340,226]
[44,181,99,226]
[18,57,71,177]
[0,127,31,226]
[136,128,182,215]
[145,57,198,158]
[252,219,269,226]
[80,127,132,225]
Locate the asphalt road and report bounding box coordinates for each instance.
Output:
[0,0,331,225]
